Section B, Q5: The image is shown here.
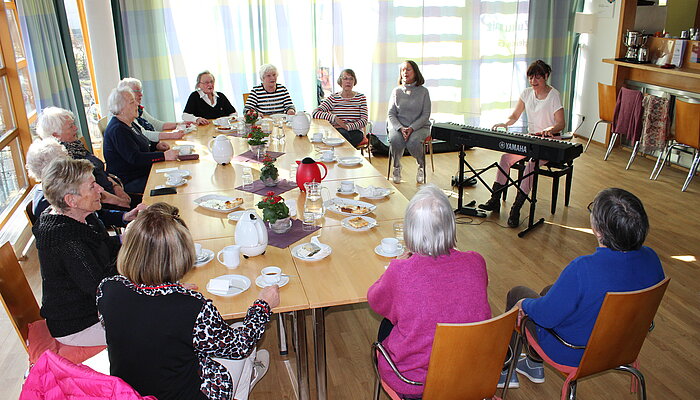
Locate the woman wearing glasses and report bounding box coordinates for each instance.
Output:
[312,69,368,147]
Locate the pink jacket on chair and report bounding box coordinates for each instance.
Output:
[612,87,644,142]
[20,350,156,400]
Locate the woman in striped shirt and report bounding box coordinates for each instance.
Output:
[244,64,296,116]
[313,69,368,147]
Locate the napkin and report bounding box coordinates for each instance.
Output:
[356,185,390,198]
[208,277,231,293]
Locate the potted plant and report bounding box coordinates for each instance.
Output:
[257,191,292,233]
[243,109,259,132]
[247,125,269,159]
[260,155,279,186]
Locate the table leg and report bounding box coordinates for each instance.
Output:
[313,308,327,400]
[278,313,288,355]
[293,310,310,400]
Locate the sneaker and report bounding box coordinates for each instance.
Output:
[250,349,270,390]
[496,369,519,389]
[416,166,425,184]
[516,355,545,383]
[392,167,401,184]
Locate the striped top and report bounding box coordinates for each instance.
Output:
[244,83,295,115]
[313,92,368,131]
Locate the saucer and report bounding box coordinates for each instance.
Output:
[336,188,355,195]
[165,178,187,187]
[338,156,363,167]
[255,275,290,288]
[374,244,404,258]
[194,249,214,267]
[166,169,190,178]
[319,156,337,163]
[322,137,344,146]
[206,274,251,297]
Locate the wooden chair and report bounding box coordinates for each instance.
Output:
[503,277,670,400]
[242,92,250,105]
[650,99,700,191]
[386,120,435,183]
[0,242,105,365]
[25,202,36,226]
[373,308,517,400]
[357,121,373,164]
[98,116,110,137]
[585,83,616,152]
[603,87,643,170]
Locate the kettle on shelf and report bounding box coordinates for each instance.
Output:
[295,157,328,191]
[208,134,233,165]
[234,209,268,258]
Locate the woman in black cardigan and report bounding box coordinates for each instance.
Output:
[182,70,236,125]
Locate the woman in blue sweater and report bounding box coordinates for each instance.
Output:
[499,188,665,388]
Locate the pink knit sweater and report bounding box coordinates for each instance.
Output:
[367,249,491,396]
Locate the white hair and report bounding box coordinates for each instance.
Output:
[25,138,69,181]
[108,87,134,115]
[195,70,214,89]
[404,184,456,257]
[117,77,142,91]
[258,64,278,81]
[36,107,75,139]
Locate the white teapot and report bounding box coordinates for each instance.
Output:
[291,111,311,136]
[208,134,233,165]
[234,209,268,257]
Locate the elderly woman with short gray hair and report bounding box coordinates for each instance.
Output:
[244,64,295,116]
[367,184,491,399]
[37,107,131,208]
[118,77,191,140]
[182,70,237,125]
[103,87,178,194]
[32,158,124,346]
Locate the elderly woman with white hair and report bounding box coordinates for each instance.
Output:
[32,158,124,346]
[37,107,131,209]
[244,64,295,116]
[117,78,191,141]
[104,87,178,194]
[182,70,237,125]
[367,184,491,399]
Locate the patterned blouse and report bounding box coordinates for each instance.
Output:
[313,92,368,131]
[244,83,295,115]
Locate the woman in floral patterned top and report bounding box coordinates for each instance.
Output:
[97,203,280,400]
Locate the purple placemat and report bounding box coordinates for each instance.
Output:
[235,179,298,195]
[266,219,320,248]
[232,150,286,164]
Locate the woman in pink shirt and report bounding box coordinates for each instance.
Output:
[368,184,491,399]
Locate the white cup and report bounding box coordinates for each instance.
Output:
[194,243,203,258]
[320,150,334,161]
[313,132,323,142]
[340,180,354,193]
[178,145,194,156]
[261,266,282,285]
[381,238,400,254]
[217,245,241,269]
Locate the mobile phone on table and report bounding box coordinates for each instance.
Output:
[150,187,177,196]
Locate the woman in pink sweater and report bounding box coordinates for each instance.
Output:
[368,184,491,399]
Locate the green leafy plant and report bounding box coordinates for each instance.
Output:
[247,125,269,146]
[257,191,289,223]
[260,155,279,181]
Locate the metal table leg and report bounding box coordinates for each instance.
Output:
[313,308,327,400]
[293,310,310,400]
[278,313,288,355]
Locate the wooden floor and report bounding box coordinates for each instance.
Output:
[1,139,698,399]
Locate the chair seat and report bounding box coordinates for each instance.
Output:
[27,320,105,365]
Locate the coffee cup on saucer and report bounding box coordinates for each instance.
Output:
[178,145,194,156]
[261,266,282,285]
[380,238,401,255]
[312,132,323,142]
[340,180,354,193]
[194,243,203,259]
[165,172,184,186]
[320,150,334,162]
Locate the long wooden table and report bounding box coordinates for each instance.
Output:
[143,119,407,400]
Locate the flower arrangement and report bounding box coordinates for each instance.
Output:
[260,155,279,183]
[257,191,289,223]
[244,109,259,125]
[247,125,269,146]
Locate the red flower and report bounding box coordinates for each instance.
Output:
[266,191,275,196]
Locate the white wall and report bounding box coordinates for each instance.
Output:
[84,0,120,118]
[572,0,621,146]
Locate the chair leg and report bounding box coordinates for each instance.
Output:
[584,120,605,152]
[502,336,523,399]
[428,140,435,172]
[604,133,618,161]
[626,141,640,170]
[568,380,578,400]
[373,376,381,400]
[682,152,700,192]
[650,144,668,179]
[616,365,647,400]
[564,166,573,207]
[652,145,672,180]
[278,313,288,355]
[387,151,393,180]
[551,174,560,214]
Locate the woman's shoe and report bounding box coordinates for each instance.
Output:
[392,167,402,184]
[507,193,527,228]
[478,183,504,212]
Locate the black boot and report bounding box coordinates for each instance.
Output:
[478,182,504,212]
[507,192,528,228]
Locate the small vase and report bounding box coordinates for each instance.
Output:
[250,144,266,159]
[261,177,279,187]
[269,217,292,234]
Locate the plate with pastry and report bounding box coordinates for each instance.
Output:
[194,194,244,212]
[323,198,376,216]
[291,238,332,261]
[341,216,377,232]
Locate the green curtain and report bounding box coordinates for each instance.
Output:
[526,0,583,130]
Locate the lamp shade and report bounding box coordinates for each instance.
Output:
[574,12,596,34]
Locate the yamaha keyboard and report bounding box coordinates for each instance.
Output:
[432,122,583,163]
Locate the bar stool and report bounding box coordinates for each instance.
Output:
[650,98,700,191]
[585,83,616,152]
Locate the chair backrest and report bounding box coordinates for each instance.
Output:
[98,116,110,136]
[25,202,37,225]
[674,99,700,149]
[422,308,518,400]
[575,277,670,380]
[597,83,617,123]
[0,241,42,353]
[243,92,250,105]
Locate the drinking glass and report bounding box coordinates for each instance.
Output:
[393,222,404,245]
[302,211,316,231]
[304,182,329,220]
[242,167,254,190]
[289,162,298,180]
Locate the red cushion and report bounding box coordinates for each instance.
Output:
[357,136,369,147]
[27,320,106,365]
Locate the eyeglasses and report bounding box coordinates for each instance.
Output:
[340,76,354,81]
[133,89,142,94]
[587,202,594,213]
